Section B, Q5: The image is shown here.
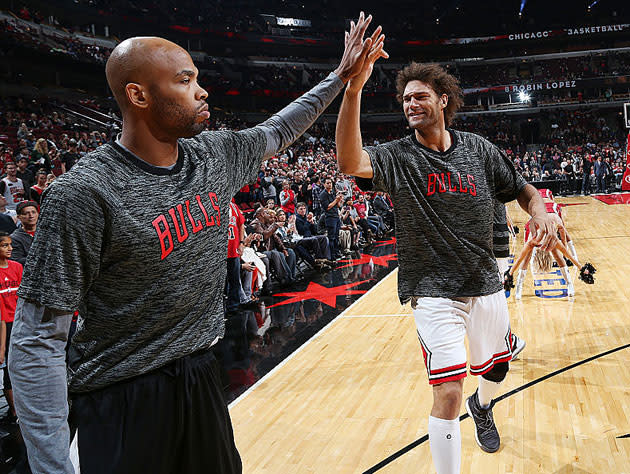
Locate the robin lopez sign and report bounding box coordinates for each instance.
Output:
[504,81,578,93]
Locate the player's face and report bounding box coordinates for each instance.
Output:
[402,80,447,131]
[148,47,209,138]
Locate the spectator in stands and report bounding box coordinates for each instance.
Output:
[249,207,297,285]
[295,202,331,260]
[0,195,17,225]
[14,147,30,166]
[0,162,26,211]
[561,158,577,195]
[346,197,372,245]
[581,156,593,195]
[335,174,353,200]
[319,178,343,260]
[16,123,30,141]
[226,201,249,312]
[292,171,311,205]
[604,157,614,192]
[372,191,395,230]
[29,170,48,205]
[261,169,277,204]
[310,175,323,216]
[25,114,38,129]
[279,180,296,216]
[594,155,607,193]
[0,231,22,424]
[340,200,361,251]
[61,139,81,173]
[16,156,33,198]
[31,139,52,174]
[277,207,331,270]
[9,201,38,266]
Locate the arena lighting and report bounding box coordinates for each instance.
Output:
[519,0,527,14]
[519,91,531,102]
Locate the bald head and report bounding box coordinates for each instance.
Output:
[106,37,191,112]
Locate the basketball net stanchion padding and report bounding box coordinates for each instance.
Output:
[623,103,630,192]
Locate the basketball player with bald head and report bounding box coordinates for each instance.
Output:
[9,14,385,474]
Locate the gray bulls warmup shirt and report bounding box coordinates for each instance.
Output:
[18,129,266,392]
[357,130,526,302]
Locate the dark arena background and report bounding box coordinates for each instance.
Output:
[0,0,629,472]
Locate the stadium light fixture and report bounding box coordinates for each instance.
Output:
[519,91,531,103]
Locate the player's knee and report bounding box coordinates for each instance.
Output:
[482,362,509,383]
[433,380,463,413]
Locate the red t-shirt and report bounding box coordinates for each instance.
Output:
[0,260,23,323]
[280,189,296,214]
[354,202,367,219]
[228,202,245,259]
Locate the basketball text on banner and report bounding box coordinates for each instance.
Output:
[623,132,630,191]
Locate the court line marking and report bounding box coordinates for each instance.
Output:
[229,268,398,410]
[340,313,411,319]
[362,342,630,473]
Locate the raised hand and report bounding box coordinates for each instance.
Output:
[334,12,380,84]
[347,25,389,94]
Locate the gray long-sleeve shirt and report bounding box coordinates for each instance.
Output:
[9,72,344,473]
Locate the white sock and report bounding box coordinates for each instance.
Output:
[517,268,526,284]
[428,416,461,474]
[568,241,578,260]
[478,377,502,408]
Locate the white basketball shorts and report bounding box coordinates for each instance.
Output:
[412,290,513,385]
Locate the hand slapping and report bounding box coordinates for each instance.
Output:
[334,12,389,85]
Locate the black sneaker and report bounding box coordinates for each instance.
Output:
[466,390,500,453]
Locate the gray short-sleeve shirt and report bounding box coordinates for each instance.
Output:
[357,130,526,302]
[18,128,266,392]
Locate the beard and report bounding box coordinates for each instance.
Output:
[152,98,205,138]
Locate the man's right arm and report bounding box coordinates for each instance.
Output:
[335,26,388,178]
[336,90,374,178]
[9,299,74,473]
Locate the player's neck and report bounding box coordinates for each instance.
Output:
[119,123,179,168]
[414,127,452,153]
[0,258,8,268]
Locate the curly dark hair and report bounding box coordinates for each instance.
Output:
[395,63,464,127]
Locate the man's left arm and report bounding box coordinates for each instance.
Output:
[490,144,561,251]
[515,184,562,251]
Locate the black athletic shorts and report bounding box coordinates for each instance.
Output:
[69,349,241,474]
[3,321,12,390]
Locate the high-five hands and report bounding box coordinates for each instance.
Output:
[334,12,389,85]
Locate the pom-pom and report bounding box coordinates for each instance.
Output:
[564,257,574,267]
[579,262,596,284]
[503,270,514,291]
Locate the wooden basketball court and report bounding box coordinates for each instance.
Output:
[229,195,630,473]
